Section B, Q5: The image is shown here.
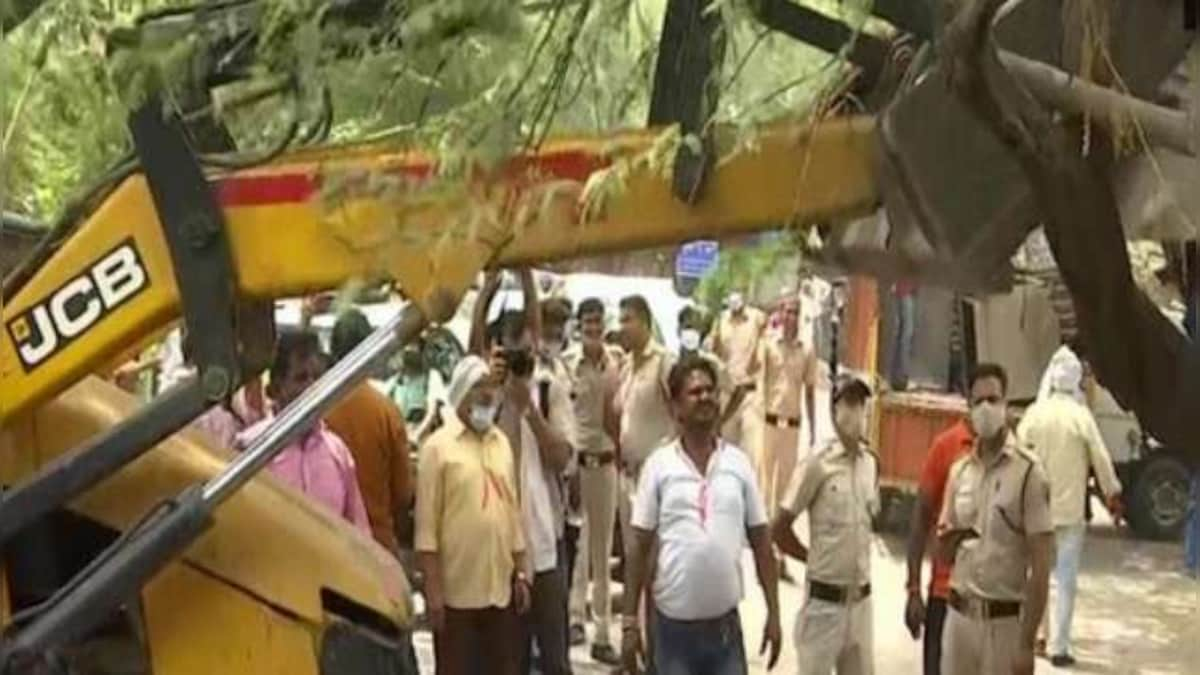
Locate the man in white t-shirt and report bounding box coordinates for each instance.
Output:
[621,355,781,674]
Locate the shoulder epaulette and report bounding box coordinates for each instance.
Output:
[1013,446,1041,467]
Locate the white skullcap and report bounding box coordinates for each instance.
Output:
[1050,356,1084,397]
[447,355,490,409]
[1038,345,1085,404]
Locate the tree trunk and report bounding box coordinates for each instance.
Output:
[940,0,1199,454]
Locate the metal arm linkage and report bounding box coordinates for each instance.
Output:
[0,305,431,669]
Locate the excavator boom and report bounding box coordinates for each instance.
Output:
[0,108,876,667]
[0,115,877,423]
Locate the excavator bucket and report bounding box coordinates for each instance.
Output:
[872,0,1194,288]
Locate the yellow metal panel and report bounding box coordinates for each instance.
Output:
[142,562,320,675]
[2,377,411,626]
[1,177,180,422]
[0,116,878,423]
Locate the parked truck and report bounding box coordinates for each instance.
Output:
[867,282,1192,541]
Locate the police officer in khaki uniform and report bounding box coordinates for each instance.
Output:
[761,297,820,518]
[564,298,623,665]
[709,291,767,467]
[937,363,1053,675]
[772,374,878,675]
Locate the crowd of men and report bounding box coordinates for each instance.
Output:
[123,268,1146,675]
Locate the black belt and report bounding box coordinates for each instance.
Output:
[765,413,801,428]
[948,589,1021,620]
[579,451,616,468]
[808,580,871,604]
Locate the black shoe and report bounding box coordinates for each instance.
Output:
[1050,653,1077,667]
[591,643,620,666]
[570,623,587,647]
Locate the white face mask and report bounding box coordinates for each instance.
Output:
[970,402,1007,439]
[679,328,701,351]
[468,403,498,433]
[834,404,866,440]
[728,293,745,312]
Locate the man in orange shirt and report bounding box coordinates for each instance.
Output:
[904,397,975,675]
[325,309,412,557]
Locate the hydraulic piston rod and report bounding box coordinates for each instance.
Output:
[1,303,429,670]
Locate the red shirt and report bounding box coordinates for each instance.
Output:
[918,419,974,598]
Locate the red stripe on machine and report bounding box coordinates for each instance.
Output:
[215,174,316,206]
[214,149,613,207]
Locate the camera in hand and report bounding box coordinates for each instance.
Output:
[504,347,535,378]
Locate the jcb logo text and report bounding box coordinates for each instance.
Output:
[6,240,149,371]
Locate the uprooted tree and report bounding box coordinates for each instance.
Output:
[937,0,1200,455]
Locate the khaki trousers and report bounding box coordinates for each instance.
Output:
[795,596,874,675]
[940,607,1022,675]
[760,422,800,520]
[721,391,764,471]
[569,460,617,645]
[617,465,646,596]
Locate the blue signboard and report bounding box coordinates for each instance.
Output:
[675,240,720,279]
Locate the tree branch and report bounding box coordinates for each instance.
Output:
[872,0,936,40]
[0,0,46,36]
[940,0,1198,453]
[750,0,890,81]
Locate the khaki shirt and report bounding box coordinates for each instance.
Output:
[938,436,1053,602]
[565,344,623,455]
[618,340,676,471]
[762,336,818,419]
[1016,394,1121,527]
[780,440,879,586]
[711,307,766,385]
[415,416,525,610]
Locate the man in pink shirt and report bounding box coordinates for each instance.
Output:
[236,330,370,534]
[175,329,268,449]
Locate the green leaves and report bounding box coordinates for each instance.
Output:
[694,230,801,313]
[399,0,523,49]
[2,0,862,227]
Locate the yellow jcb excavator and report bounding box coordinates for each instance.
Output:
[0,2,882,670]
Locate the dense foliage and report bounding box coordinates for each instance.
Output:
[1,0,884,223]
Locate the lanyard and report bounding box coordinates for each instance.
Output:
[681,443,719,529]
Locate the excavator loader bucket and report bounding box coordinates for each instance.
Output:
[873,0,1194,288]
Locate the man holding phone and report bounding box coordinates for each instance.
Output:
[937,363,1053,675]
[471,268,576,675]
